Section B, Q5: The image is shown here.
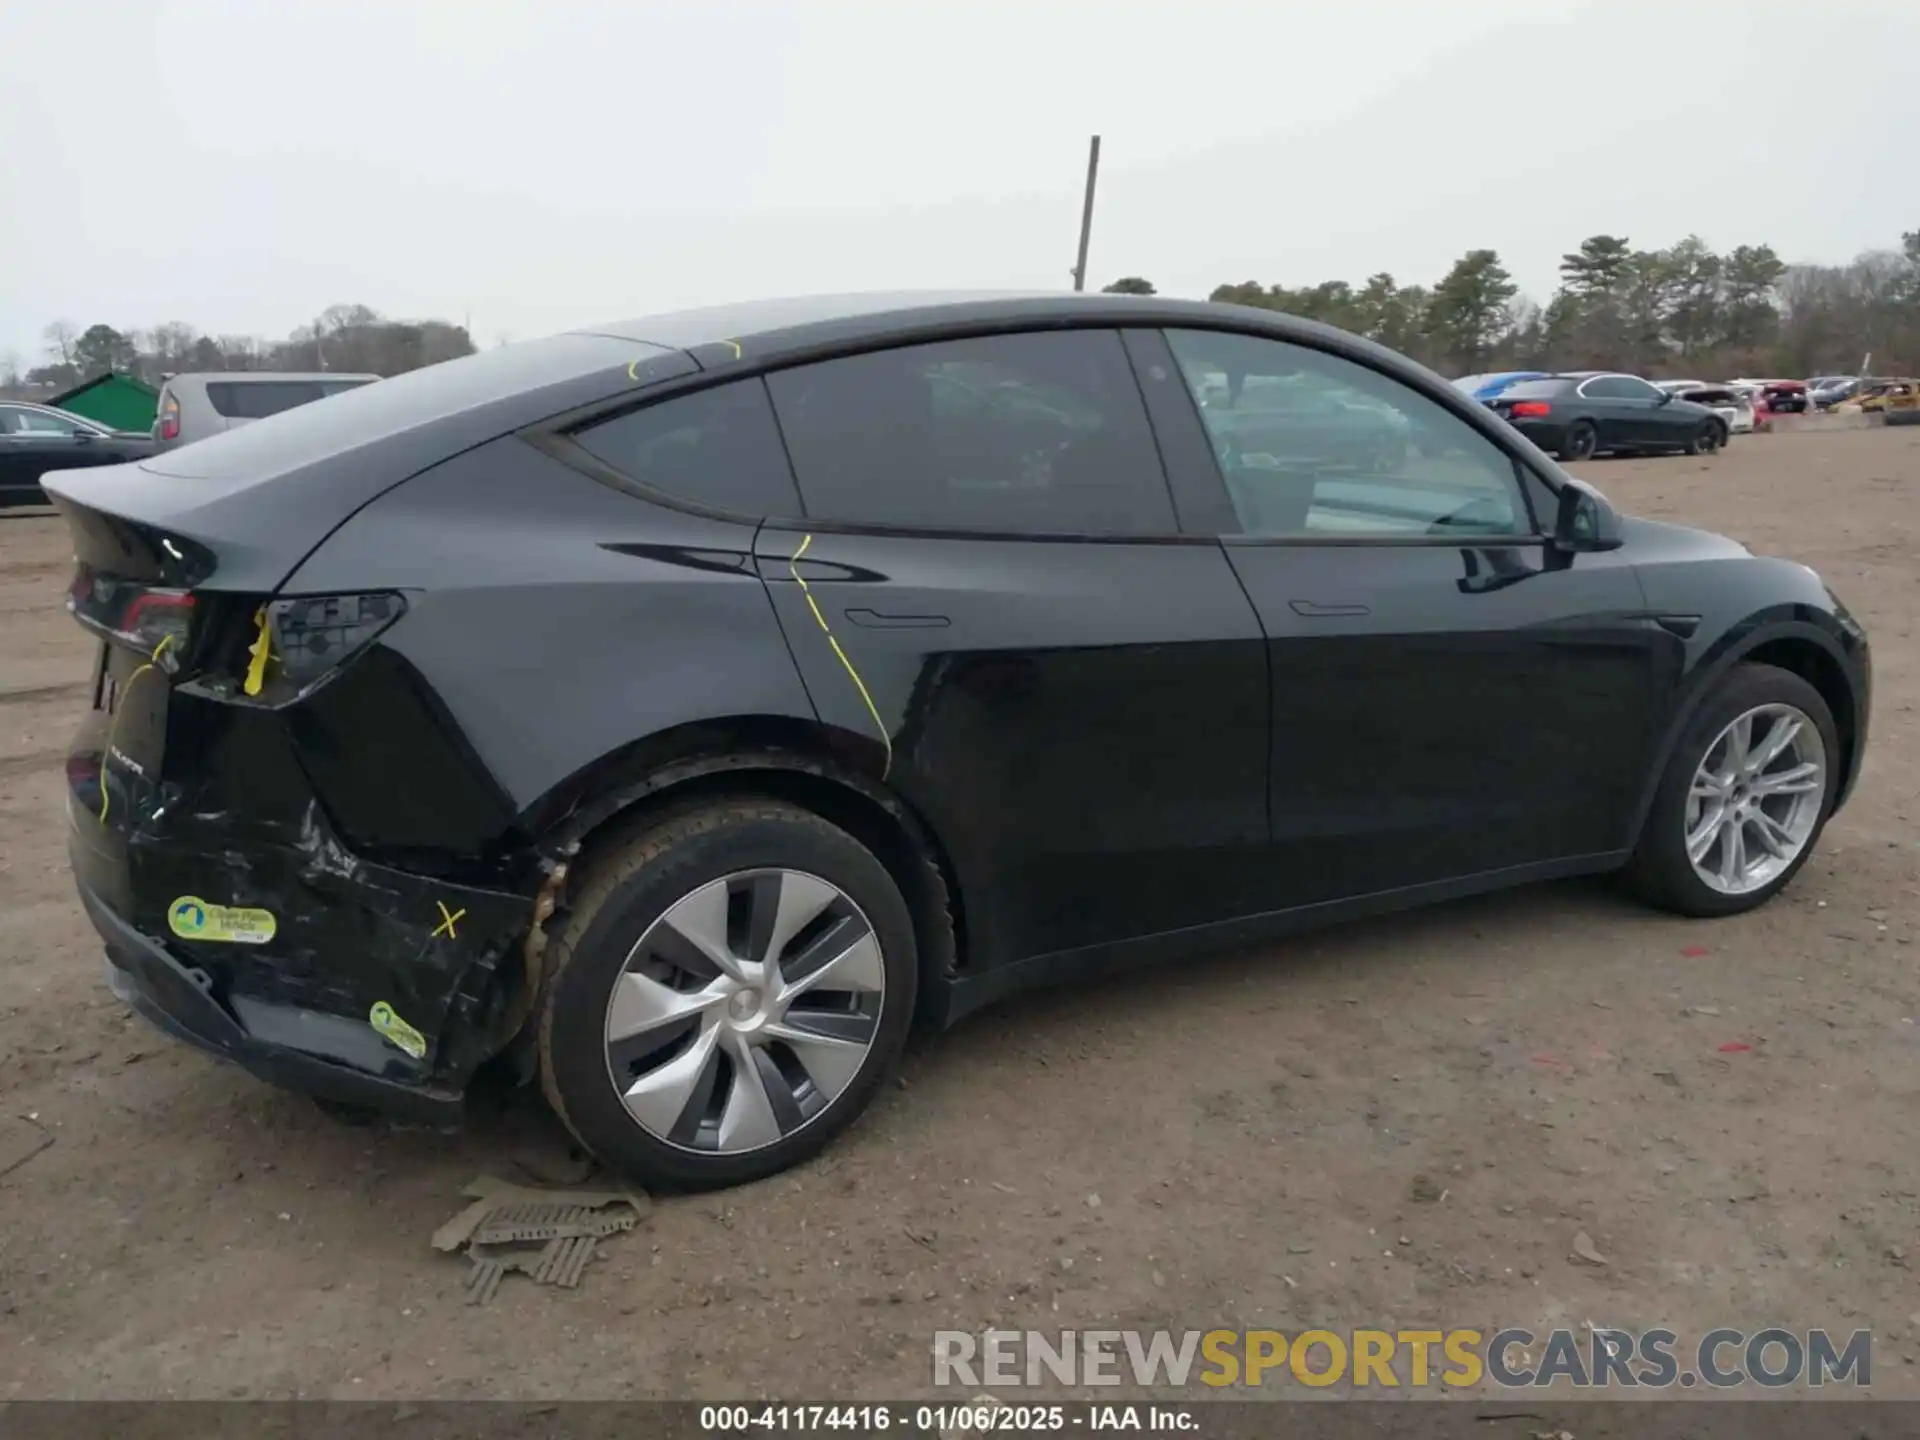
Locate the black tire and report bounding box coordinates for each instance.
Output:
[1686,421,1725,456]
[1622,663,1839,918]
[537,798,919,1191]
[1558,422,1597,462]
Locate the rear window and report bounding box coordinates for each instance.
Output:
[205,379,371,420]
[1496,380,1574,400]
[206,381,321,419]
[571,379,802,516]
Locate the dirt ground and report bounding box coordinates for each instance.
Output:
[2,430,1918,1402]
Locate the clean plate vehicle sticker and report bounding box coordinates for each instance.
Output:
[168,896,277,945]
[369,1001,428,1059]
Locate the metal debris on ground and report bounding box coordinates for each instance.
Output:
[431,1174,648,1304]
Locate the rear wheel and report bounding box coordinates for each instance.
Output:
[538,799,918,1191]
[1622,664,1838,917]
[1686,421,1725,456]
[1558,421,1597,462]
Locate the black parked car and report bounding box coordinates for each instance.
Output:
[1486,372,1729,461]
[0,402,154,508]
[43,294,1869,1190]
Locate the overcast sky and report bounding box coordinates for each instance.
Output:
[5,0,1916,362]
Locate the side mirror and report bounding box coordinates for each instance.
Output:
[72,429,96,442]
[1552,478,1623,553]
[1654,390,1673,405]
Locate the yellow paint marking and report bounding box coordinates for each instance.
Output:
[97,633,176,823]
[242,607,271,696]
[789,534,892,780]
[432,901,467,939]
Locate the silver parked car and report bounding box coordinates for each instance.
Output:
[153,372,379,449]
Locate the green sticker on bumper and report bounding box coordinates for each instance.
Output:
[370,1001,428,1059]
[168,896,276,945]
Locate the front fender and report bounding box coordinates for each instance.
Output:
[1626,609,1868,846]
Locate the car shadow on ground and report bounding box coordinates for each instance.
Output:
[203,872,1647,1200]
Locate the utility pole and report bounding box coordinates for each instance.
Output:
[1070,135,1101,292]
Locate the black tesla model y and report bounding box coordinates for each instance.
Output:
[45,293,1870,1190]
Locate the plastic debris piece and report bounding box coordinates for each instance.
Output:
[432,1174,647,1253]
[1718,1041,1753,1054]
[1680,945,1711,957]
[1571,1231,1610,1266]
[435,1174,647,1304]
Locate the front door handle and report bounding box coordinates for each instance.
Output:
[1289,600,1371,618]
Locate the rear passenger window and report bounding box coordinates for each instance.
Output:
[572,379,801,517]
[766,330,1176,535]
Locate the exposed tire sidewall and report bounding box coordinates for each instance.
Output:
[1633,663,1839,916]
[542,805,918,1191]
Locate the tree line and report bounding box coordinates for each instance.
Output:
[1104,228,1920,380]
[5,303,475,392]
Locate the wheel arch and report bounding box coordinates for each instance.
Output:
[1628,619,1862,847]
[524,719,966,1028]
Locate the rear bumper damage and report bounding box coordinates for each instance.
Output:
[66,694,546,1121]
[81,873,470,1124]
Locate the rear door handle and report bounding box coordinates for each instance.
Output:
[844,608,950,629]
[1289,600,1371,618]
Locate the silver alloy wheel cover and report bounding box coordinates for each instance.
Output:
[601,868,886,1155]
[1685,702,1827,895]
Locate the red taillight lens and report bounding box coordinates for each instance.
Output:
[69,568,196,661]
[122,591,197,656]
[1508,401,1552,418]
[158,394,180,441]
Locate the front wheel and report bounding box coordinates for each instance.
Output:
[1622,663,1839,917]
[537,799,919,1191]
[1557,421,1598,462]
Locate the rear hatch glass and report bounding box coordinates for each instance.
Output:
[39,334,688,599]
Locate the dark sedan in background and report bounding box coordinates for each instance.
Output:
[1486,372,1729,461]
[0,403,155,509]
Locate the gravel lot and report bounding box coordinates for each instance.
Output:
[2,429,1918,1401]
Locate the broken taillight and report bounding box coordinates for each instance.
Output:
[262,593,405,691]
[195,592,409,705]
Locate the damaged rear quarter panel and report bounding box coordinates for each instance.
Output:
[281,434,821,842]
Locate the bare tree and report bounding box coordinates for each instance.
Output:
[42,320,78,365]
